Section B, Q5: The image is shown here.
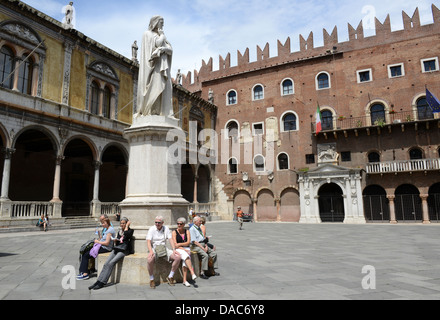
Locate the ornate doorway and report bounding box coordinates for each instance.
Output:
[318,183,345,222]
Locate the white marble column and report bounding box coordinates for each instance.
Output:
[51,155,64,201]
[91,160,102,218]
[92,160,102,201]
[1,148,15,200]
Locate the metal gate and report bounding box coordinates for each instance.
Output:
[395,194,423,222]
[428,193,440,222]
[319,195,345,222]
[363,195,390,222]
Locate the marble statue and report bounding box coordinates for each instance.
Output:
[135,16,173,117]
[175,69,182,85]
[62,2,75,29]
[132,40,138,62]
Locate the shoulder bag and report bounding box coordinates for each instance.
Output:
[154,227,168,258]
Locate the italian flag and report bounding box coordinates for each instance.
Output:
[316,104,322,134]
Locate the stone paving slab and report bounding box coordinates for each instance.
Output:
[1,222,440,301]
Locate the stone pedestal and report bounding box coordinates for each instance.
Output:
[119,115,188,251]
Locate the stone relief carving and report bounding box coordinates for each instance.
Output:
[318,143,339,164]
[2,23,39,43]
[91,62,117,79]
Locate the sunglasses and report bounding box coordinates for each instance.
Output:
[177,223,184,225]
[155,221,163,224]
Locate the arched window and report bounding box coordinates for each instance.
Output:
[17,54,34,95]
[226,121,239,138]
[227,90,237,105]
[228,158,238,174]
[409,148,423,160]
[368,152,380,163]
[254,155,265,172]
[283,113,297,131]
[417,97,433,120]
[90,81,100,115]
[317,72,330,89]
[321,110,333,130]
[0,46,14,89]
[281,79,294,96]
[103,86,112,118]
[370,103,385,125]
[253,85,264,100]
[278,153,289,170]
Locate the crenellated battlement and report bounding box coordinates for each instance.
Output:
[182,4,440,92]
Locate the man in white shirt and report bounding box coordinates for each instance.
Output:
[189,216,219,279]
[146,216,181,288]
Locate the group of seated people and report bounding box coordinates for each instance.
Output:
[78,214,219,290]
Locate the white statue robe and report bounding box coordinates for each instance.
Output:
[136,30,173,117]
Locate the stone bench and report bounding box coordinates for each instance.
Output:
[97,251,203,286]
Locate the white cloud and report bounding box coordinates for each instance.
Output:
[19,0,434,78]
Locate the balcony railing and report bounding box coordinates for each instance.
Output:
[366,158,440,174]
[11,201,54,218]
[312,110,437,133]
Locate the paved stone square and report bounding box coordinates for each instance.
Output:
[1,221,440,300]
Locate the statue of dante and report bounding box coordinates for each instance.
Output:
[136,16,173,117]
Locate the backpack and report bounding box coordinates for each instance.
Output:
[79,239,95,261]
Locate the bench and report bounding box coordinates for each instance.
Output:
[97,253,185,286]
[97,248,216,286]
[97,251,205,286]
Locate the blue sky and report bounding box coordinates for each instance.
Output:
[21,0,435,79]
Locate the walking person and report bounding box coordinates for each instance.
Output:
[236,206,244,230]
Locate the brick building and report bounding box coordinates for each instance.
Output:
[183,5,440,223]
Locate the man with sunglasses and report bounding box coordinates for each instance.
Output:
[146,216,181,289]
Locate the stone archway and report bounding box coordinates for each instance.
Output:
[363,185,390,222]
[10,128,56,201]
[280,187,300,222]
[99,145,127,202]
[233,190,253,215]
[60,139,95,216]
[395,184,422,222]
[256,189,277,221]
[298,164,365,224]
[318,183,345,222]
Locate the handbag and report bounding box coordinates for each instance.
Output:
[154,226,168,258]
[114,241,128,252]
[154,244,168,258]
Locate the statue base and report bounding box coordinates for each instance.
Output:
[120,115,188,252]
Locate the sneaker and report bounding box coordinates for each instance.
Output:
[166,277,176,286]
[183,281,190,287]
[192,274,197,281]
[150,280,156,289]
[76,274,89,280]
